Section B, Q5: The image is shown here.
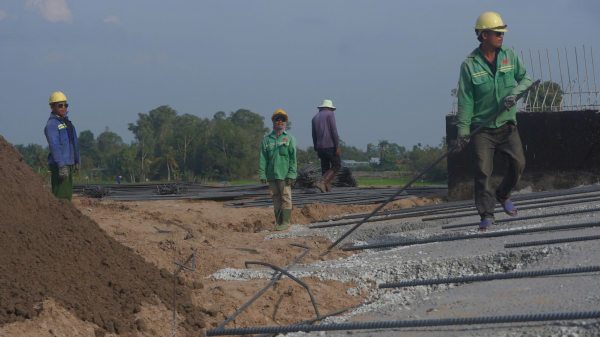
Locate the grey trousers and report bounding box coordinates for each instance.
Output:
[470,123,526,222]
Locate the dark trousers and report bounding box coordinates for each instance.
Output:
[316,148,341,175]
[470,123,525,221]
[50,164,74,201]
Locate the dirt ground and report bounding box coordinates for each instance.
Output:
[0,134,443,336]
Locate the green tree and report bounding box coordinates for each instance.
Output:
[523,81,564,111]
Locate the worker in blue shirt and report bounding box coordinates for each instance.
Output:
[44,91,80,200]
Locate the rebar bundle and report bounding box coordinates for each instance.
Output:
[153,183,188,195]
[292,164,358,189]
[80,185,112,198]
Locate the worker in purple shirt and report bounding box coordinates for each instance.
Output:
[311,99,341,193]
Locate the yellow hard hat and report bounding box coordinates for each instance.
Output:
[475,12,507,32]
[271,109,288,122]
[49,91,67,105]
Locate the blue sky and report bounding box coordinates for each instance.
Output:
[1,0,599,150]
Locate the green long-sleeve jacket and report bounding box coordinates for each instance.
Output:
[259,131,297,181]
[457,46,532,136]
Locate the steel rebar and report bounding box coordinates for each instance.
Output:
[441,207,600,230]
[505,234,600,248]
[342,220,600,251]
[205,311,600,336]
[379,266,600,289]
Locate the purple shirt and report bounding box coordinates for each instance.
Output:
[312,108,340,149]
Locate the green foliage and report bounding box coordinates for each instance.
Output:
[522,81,564,111]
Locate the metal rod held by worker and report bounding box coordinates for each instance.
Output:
[327,80,541,250]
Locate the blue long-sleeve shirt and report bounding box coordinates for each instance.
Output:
[44,112,80,168]
[311,109,340,150]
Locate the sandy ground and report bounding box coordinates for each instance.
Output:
[0,195,441,336]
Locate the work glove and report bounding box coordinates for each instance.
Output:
[285,178,294,186]
[74,164,80,173]
[335,148,341,156]
[452,135,470,152]
[260,179,267,184]
[58,165,69,180]
[503,94,517,110]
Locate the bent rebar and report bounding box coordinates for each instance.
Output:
[245,261,320,319]
[214,243,310,330]
[342,220,600,251]
[505,234,600,248]
[205,310,600,336]
[442,207,600,229]
[326,80,540,250]
[379,265,600,288]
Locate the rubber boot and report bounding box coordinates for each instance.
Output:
[316,170,335,193]
[270,209,291,231]
[274,208,283,226]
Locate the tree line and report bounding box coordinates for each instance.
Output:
[16,105,448,183]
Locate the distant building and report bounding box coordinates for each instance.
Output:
[341,160,370,167]
[370,157,380,164]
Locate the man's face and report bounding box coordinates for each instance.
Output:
[274,116,286,128]
[51,101,68,116]
[483,31,504,48]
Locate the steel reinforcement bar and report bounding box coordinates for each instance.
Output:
[204,311,600,336]
[379,265,600,288]
[441,207,600,230]
[505,234,600,248]
[425,196,600,222]
[342,221,600,251]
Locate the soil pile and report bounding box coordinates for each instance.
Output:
[0,135,206,335]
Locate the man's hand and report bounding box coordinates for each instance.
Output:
[74,164,80,173]
[260,179,267,184]
[452,135,470,152]
[285,178,294,186]
[503,94,517,110]
[58,166,69,180]
[335,148,341,156]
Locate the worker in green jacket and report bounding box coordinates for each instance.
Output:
[259,109,297,231]
[456,12,532,231]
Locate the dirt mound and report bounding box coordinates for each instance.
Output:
[0,135,206,335]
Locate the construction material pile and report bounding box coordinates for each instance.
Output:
[0,135,206,335]
[80,185,112,198]
[292,164,358,189]
[153,182,188,195]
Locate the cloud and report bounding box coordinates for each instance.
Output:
[103,15,120,25]
[25,0,72,23]
[0,11,7,21]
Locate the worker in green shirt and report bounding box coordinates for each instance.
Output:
[259,109,297,231]
[455,12,532,231]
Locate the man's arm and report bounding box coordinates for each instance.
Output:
[510,53,533,96]
[45,121,66,168]
[311,118,317,150]
[258,140,268,181]
[286,137,298,180]
[328,112,340,150]
[456,63,475,136]
[73,125,81,164]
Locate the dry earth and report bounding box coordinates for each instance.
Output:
[1,167,441,337]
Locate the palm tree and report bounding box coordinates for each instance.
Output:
[377,140,389,158]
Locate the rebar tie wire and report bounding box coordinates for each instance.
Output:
[505,234,600,248]
[442,207,600,230]
[214,244,311,330]
[379,265,600,289]
[342,220,600,251]
[173,251,195,337]
[244,261,321,319]
[326,80,541,251]
[205,310,600,336]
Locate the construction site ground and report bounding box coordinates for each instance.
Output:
[2,134,600,336]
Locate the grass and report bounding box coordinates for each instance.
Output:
[355,178,446,187]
